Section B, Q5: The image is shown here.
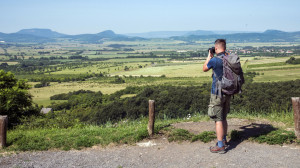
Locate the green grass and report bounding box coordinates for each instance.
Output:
[191,131,216,143]
[113,62,210,77]
[28,81,128,106]
[228,110,294,127]
[28,76,211,106]
[166,128,216,143]
[2,114,211,152]
[5,118,160,151]
[228,128,297,146]
[242,55,300,82]
[250,129,297,145]
[167,129,193,142]
[253,68,300,82]
[1,112,298,153]
[247,62,286,68]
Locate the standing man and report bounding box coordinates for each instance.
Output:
[203,39,231,153]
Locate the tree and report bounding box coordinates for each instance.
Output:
[124,66,129,71]
[0,70,38,125]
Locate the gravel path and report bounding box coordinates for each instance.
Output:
[1,139,300,168]
[1,119,299,168]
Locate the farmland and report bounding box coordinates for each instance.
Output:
[1,40,300,106]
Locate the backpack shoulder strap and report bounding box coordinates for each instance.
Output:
[212,70,222,98]
[215,55,223,60]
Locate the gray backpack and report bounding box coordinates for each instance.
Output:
[214,53,244,98]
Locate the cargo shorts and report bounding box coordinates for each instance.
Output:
[208,94,231,121]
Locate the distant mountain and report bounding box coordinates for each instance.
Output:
[170,30,300,42]
[0,32,54,43]
[184,30,215,36]
[126,30,215,38]
[16,28,66,38]
[0,29,299,43]
[125,30,261,38]
[212,30,260,34]
[65,30,144,43]
[0,29,144,43]
[97,30,116,37]
[263,29,285,34]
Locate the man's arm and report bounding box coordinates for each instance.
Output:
[203,51,213,72]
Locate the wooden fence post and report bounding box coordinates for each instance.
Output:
[292,97,300,139]
[0,115,8,148]
[148,100,155,136]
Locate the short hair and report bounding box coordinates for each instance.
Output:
[215,39,226,50]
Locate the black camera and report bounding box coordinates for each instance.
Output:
[208,47,215,54]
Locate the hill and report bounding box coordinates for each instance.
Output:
[125,30,260,38]
[16,28,66,38]
[1,28,300,43]
[125,30,215,38]
[0,32,54,43]
[0,29,144,43]
[170,29,300,42]
[65,30,144,43]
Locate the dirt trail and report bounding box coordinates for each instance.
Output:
[1,119,300,168]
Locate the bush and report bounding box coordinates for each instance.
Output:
[49,76,300,126]
[111,76,125,84]
[50,90,95,100]
[17,110,82,130]
[286,57,300,64]
[0,70,39,126]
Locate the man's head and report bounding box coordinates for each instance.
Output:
[214,39,226,54]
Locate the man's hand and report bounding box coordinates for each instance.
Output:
[203,51,213,72]
[208,50,214,59]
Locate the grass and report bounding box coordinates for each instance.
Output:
[241,55,300,82]
[113,62,210,77]
[228,110,294,127]
[253,68,300,82]
[167,129,193,142]
[191,131,216,143]
[5,118,156,151]
[28,76,211,106]
[3,42,300,152]
[161,128,216,143]
[1,114,210,152]
[0,112,298,153]
[0,61,19,65]
[250,129,297,145]
[28,81,128,106]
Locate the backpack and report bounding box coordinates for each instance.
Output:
[213,53,244,98]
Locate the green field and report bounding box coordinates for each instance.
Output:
[1,40,300,106]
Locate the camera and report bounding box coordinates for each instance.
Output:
[208,47,215,54]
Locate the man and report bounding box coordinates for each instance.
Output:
[203,39,231,153]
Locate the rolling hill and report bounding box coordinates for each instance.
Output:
[170,30,300,42]
[0,29,143,43]
[0,28,299,43]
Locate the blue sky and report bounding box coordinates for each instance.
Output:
[1,0,299,34]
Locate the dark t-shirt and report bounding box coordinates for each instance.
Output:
[207,52,225,94]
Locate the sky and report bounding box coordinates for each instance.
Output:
[1,0,300,35]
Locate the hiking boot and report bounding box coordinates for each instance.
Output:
[216,140,229,147]
[210,145,225,153]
